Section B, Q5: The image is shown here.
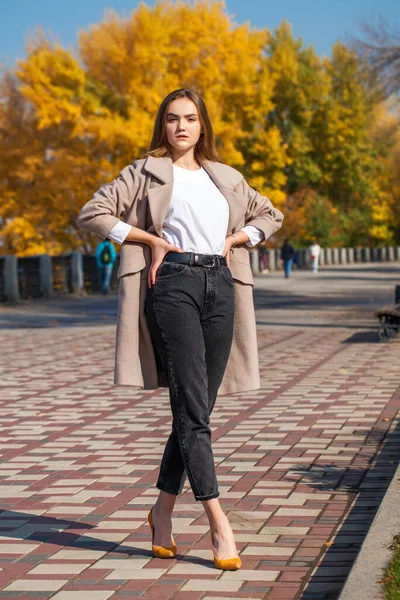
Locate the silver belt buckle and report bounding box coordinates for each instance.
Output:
[203,255,216,268]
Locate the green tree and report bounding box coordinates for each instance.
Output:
[266,21,328,194]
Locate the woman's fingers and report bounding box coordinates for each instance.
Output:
[147,245,186,288]
[148,269,156,288]
[148,262,159,288]
[151,264,159,286]
[148,267,154,288]
[149,259,162,287]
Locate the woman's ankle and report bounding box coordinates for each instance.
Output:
[209,513,232,535]
[154,492,176,516]
[211,523,233,537]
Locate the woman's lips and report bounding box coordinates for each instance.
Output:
[176,136,188,139]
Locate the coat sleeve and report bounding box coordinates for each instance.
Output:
[237,178,284,241]
[76,163,140,240]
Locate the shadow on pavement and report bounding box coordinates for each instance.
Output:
[0,508,219,568]
[341,331,380,343]
[0,511,157,558]
[0,510,217,567]
[313,266,400,275]
[0,295,119,329]
[256,321,378,331]
[292,407,400,599]
[253,288,391,312]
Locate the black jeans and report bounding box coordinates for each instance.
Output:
[145,260,235,501]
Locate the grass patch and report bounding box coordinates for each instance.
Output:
[380,534,400,599]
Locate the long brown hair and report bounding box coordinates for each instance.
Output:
[146,89,221,162]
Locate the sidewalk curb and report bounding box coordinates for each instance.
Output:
[338,460,400,600]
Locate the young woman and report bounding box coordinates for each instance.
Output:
[77,89,283,570]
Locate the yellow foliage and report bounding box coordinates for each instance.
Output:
[1,217,47,256]
[0,0,289,255]
[79,0,275,165]
[16,45,86,131]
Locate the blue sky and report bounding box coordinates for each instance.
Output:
[1,0,399,67]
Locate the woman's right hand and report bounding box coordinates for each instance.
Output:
[148,237,185,288]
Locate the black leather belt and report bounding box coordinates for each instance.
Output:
[164,251,227,268]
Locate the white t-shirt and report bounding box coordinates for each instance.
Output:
[162,165,228,254]
[108,165,264,251]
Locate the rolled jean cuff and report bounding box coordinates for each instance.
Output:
[194,491,220,501]
[156,483,185,497]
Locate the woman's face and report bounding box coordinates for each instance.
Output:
[165,97,202,155]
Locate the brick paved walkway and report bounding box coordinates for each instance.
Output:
[0,265,399,600]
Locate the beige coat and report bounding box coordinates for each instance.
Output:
[77,156,283,394]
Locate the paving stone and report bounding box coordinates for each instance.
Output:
[180,579,242,591]
[112,593,143,597]
[27,564,90,575]
[51,593,115,600]
[3,580,68,592]
[241,546,295,556]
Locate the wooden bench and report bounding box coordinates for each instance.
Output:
[375,304,400,341]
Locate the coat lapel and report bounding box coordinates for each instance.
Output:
[200,160,248,233]
[144,155,248,237]
[145,157,174,238]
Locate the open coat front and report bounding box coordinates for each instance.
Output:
[77,155,283,395]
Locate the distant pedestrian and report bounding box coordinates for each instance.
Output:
[280,239,295,278]
[293,250,300,267]
[310,239,321,273]
[95,239,117,295]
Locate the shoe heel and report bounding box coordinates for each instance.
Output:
[148,507,177,559]
[210,531,242,571]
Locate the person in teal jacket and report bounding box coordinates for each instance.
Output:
[95,239,117,295]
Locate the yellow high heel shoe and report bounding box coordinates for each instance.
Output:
[148,507,177,559]
[210,531,242,571]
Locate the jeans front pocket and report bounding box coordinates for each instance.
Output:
[220,266,234,287]
[156,262,189,281]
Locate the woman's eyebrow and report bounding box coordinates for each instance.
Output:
[166,112,198,118]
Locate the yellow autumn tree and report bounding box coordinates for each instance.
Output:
[368,98,400,244]
[0,38,114,255]
[79,1,288,203]
[0,0,289,255]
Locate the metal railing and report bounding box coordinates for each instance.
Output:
[18,257,42,300]
[52,255,73,295]
[82,255,100,293]
[0,258,6,303]
[252,245,400,273]
[82,255,120,293]
[1,247,399,303]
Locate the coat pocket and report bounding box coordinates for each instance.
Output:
[230,261,254,285]
[229,247,254,285]
[117,243,147,279]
